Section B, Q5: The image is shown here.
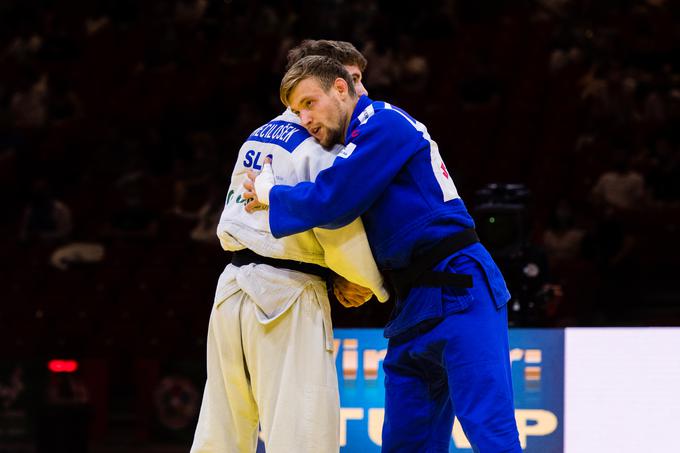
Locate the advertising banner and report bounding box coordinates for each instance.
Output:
[334,328,564,452]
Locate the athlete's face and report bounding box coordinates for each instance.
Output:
[288,76,356,148]
[344,64,368,97]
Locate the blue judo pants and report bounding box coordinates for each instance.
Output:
[382,255,521,453]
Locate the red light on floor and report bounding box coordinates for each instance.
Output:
[48,359,79,373]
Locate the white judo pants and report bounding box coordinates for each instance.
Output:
[191,263,340,453]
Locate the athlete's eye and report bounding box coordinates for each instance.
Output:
[305,100,314,108]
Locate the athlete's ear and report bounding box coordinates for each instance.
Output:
[334,77,349,97]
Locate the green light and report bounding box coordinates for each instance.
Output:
[489,217,496,224]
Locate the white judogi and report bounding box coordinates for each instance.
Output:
[191,110,388,453]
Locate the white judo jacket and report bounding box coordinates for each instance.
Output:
[215,110,389,346]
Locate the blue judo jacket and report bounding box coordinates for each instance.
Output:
[269,95,510,337]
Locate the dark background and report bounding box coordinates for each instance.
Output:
[1,0,679,451]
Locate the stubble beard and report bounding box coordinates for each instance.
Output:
[321,127,344,149]
[320,97,347,148]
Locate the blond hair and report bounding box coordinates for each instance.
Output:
[280,55,356,107]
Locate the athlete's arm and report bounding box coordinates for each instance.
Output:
[312,216,389,303]
[254,110,421,238]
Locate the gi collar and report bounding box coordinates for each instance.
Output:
[345,95,373,144]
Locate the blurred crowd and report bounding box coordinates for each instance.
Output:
[1,0,680,357]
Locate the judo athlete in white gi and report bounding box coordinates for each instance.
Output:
[190,43,387,453]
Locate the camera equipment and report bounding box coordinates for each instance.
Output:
[472,183,552,326]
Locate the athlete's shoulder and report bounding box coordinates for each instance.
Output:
[354,100,417,129]
[351,101,421,145]
[373,101,418,126]
[245,110,311,153]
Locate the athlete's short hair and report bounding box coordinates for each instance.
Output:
[280,55,357,107]
[286,40,367,72]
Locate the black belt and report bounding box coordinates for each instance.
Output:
[385,228,480,300]
[231,249,329,279]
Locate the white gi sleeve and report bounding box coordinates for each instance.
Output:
[313,218,390,302]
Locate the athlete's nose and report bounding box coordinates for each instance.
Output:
[299,110,312,127]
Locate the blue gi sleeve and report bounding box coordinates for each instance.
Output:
[269,109,422,238]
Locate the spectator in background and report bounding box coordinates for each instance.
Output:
[171,175,223,245]
[170,131,219,215]
[3,29,43,63]
[394,35,429,95]
[542,199,586,264]
[46,371,89,406]
[459,53,501,106]
[541,199,591,325]
[591,150,647,211]
[104,194,159,241]
[361,37,398,98]
[102,153,159,240]
[174,0,208,27]
[667,88,680,141]
[84,12,111,36]
[50,241,105,271]
[0,110,18,193]
[232,102,266,138]
[10,68,48,130]
[585,152,642,319]
[647,137,680,202]
[19,178,73,243]
[642,84,666,122]
[549,46,584,73]
[535,0,573,20]
[47,74,83,126]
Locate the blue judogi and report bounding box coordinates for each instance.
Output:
[268,95,521,452]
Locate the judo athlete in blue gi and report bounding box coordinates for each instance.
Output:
[245,55,522,452]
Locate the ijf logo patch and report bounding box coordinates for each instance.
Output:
[338,143,357,159]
